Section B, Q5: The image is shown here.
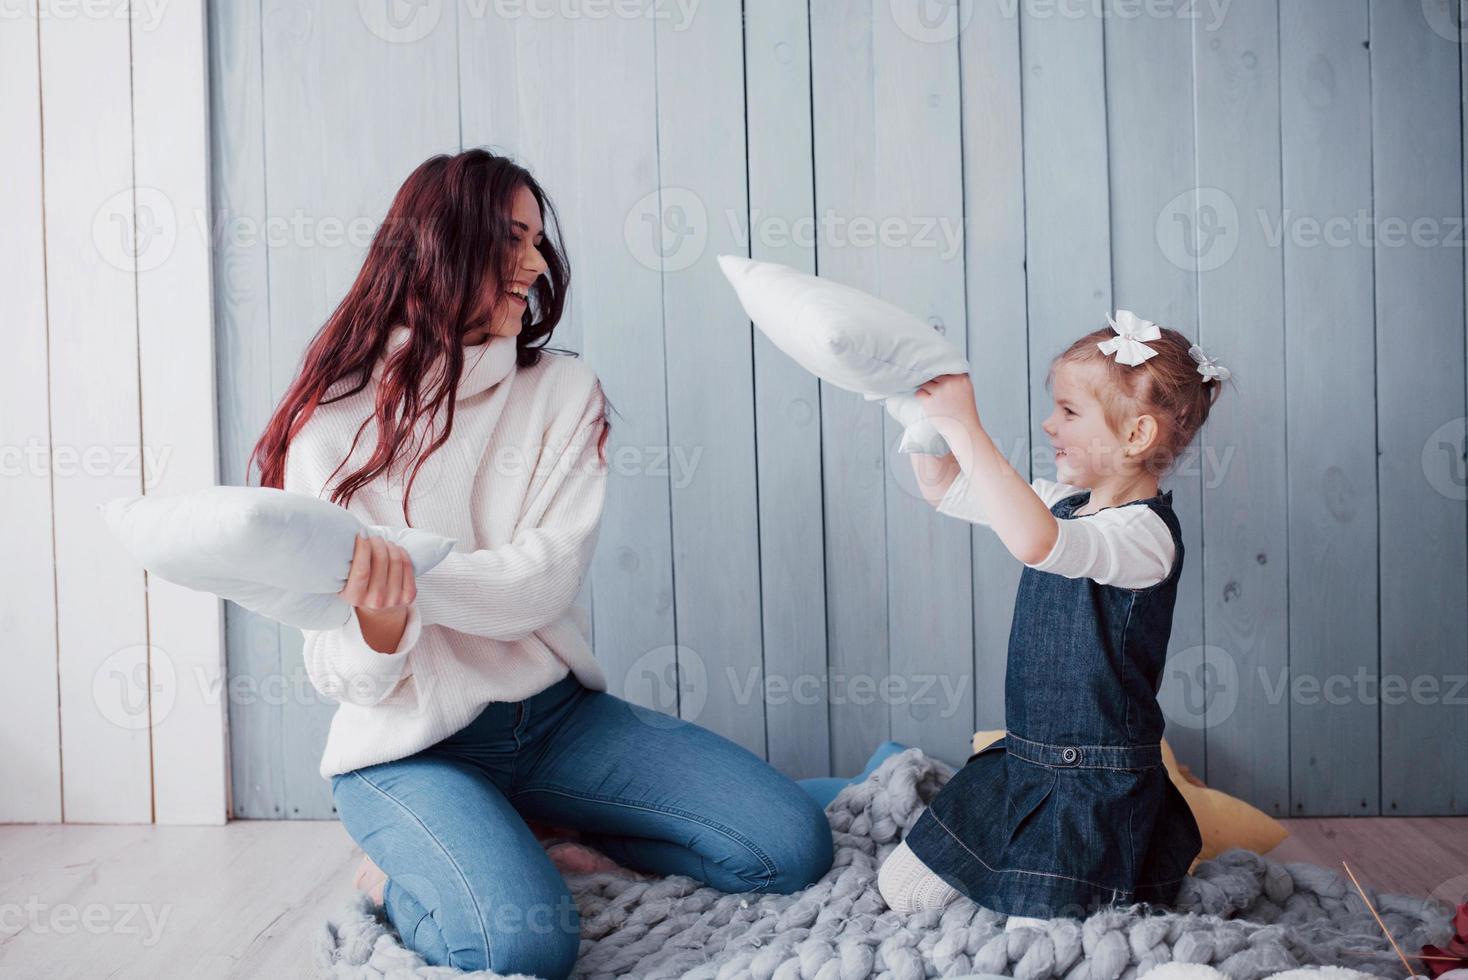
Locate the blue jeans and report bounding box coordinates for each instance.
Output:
[331,671,834,977]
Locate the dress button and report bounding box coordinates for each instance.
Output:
[1061,747,1079,763]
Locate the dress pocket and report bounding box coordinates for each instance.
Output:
[1003,757,1058,848]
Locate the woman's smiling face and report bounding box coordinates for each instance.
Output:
[466,183,549,343]
[1041,360,1129,486]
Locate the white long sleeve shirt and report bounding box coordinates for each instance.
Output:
[283,335,610,778]
[937,471,1176,590]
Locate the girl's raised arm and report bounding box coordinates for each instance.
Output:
[915,373,1059,566]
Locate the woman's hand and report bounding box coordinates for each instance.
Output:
[339,534,417,653]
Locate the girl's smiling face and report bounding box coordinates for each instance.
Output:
[1042,360,1135,487]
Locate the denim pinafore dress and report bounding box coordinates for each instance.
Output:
[903,487,1203,919]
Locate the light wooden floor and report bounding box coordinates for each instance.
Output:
[0,817,1463,979]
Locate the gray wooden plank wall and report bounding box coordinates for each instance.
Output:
[209,0,1468,819]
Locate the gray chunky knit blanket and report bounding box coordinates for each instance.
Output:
[314,747,1454,979]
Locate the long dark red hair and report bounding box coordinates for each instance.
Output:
[250,149,570,522]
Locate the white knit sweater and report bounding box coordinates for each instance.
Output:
[283,330,610,778]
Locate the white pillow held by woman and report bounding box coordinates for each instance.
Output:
[100,485,456,630]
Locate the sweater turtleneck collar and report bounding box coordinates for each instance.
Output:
[372,325,519,400]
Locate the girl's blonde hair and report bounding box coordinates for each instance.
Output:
[1049,324,1229,475]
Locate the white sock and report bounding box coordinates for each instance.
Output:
[877,840,960,914]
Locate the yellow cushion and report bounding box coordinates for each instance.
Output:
[971,731,1288,871]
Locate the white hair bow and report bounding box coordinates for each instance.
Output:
[1097,310,1161,366]
[1189,344,1231,383]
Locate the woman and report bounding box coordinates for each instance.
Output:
[251,149,833,977]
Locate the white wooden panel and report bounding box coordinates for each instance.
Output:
[746,0,831,779]
[810,0,892,776]
[39,1,153,823]
[0,0,62,824]
[958,0,1030,734]
[1192,0,1290,815]
[208,0,280,820]
[568,23,678,717]
[876,0,973,766]
[655,4,766,754]
[132,0,228,826]
[1281,0,1379,815]
[1371,0,1467,816]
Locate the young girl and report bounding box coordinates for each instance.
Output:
[877,311,1230,924]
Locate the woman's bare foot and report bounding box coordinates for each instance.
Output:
[527,821,645,878]
[544,841,633,876]
[353,854,387,906]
